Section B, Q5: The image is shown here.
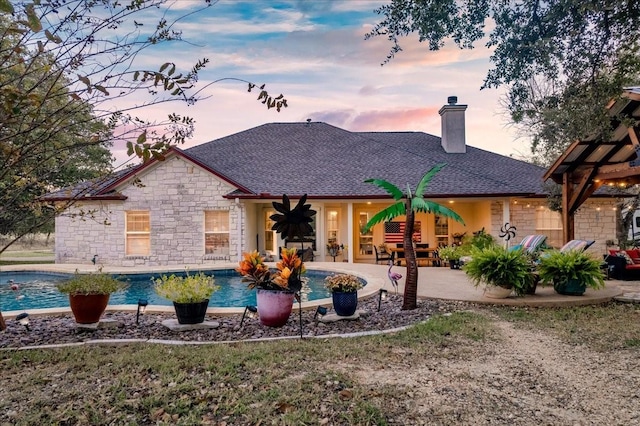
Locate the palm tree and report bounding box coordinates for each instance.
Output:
[363,164,464,310]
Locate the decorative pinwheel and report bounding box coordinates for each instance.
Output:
[499,222,517,246]
[270,194,317,241]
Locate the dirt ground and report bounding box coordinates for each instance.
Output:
[351,318,640,425]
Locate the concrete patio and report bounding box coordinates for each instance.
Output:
[1,261,638,316]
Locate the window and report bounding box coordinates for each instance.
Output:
[205,211,229,255]
[126,211,150,256]
[358,212,373,255]
[535,208,562,248]
[434,215,449,247]
[327,210,339,244]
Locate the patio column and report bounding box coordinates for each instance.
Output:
[347,202,354,263]
[562,173,575,243]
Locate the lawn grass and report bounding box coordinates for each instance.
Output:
[0,311,490,425]
[0,260,54,266]
[1,304,638,424]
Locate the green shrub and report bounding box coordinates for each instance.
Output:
[537,250,605,289]
[154,271,219,303]
[56,270,127,295]
[463,246,533,296]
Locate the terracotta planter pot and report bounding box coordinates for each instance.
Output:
[69,294,110,324]
[173,300,209,324]
[256,289,294,327]
[483,286,512,299]
[332,291,358,316]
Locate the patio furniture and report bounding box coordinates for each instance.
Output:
[559,239,595,253]
[605,248,640,280]
[389,245,439,267]
[374,245,394,264]
[511,235,548,254]
[395,244,405,266]
[415,243,436,266]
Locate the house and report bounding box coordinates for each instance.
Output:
[48,98,618,266]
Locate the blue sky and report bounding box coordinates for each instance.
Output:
[111,0,527,165]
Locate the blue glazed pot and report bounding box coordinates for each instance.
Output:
[553,279,586,296]
[332,291,358,316]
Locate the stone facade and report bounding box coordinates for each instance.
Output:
[55,156,241,266]
[490,198,616,255]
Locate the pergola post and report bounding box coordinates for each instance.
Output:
[562,173,575,242]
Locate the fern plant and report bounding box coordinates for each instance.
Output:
[537,250,605,290]
[462,246,534,296]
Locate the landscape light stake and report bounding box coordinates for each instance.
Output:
[297,293,303,339]
[15,312,30,331]
[378,289,388,312]
[240,305,257,328]
[314,306,328,321]
[136,299,148,325]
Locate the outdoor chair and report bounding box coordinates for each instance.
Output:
[415,243,434,267]
[511,235,548,254]
[559,239,595,253]
[374,245,394,264]
[395,243,406,266]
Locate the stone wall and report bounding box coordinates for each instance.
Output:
[55,156,240,266]
[490,198,616,255]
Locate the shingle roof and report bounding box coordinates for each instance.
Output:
[185,122,547,198]
[41,167,137,201]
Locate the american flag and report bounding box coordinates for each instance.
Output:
[384,221,421,243]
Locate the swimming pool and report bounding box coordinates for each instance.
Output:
[0,270,363,311]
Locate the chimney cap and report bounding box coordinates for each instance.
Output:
[447,96,458,105]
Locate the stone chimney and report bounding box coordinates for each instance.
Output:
[438,96,467,153]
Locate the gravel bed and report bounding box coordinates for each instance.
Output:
[0,295,470,349]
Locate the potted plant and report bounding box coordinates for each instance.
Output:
[462,246,534,298]
[324,273,363,316]
[56,270,127,324]
[154,271,219,324]
[236,247,306,327]
[326,241,341,261]
[537,250,605,296]
[438,245,462,269]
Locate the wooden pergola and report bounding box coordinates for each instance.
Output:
[543,88,640,243]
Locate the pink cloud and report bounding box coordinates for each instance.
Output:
[311,107,441,132]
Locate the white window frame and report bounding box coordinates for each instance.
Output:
[125,210,150,256]
[204,210,230,255]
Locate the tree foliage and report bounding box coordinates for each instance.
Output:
[367,0,640,160]
[0,0,287,253]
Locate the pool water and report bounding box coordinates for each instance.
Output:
[0,270,357,311]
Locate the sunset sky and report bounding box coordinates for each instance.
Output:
[111,0,529,166]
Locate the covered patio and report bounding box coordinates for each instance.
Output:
[544,88,640,243]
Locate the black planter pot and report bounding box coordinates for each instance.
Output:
[332,291,358,316]
[449,260,460,269]
[173,300,209,324]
